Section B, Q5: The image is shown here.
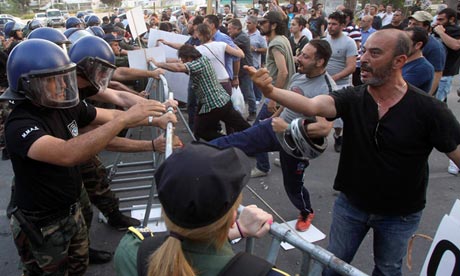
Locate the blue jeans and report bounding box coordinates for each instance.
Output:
[254,102,274,173]
[239,71,257,114]
[324,193,422,276]
[435,76,453,102]
[210,119,313,214]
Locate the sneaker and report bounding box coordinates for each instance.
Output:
[295,212,315,232]
[89,247,112,264]
[273,158,281,167]
[334,135,343,153]
[250,167,268,178]
[108,211,141,231]
[247,112,257,121]
[448,160,459,175]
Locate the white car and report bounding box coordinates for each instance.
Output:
[33,12,47,25]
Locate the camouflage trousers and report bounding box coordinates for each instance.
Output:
[80,155,119,219]
[10,203,89,275]
[0,98,12,150]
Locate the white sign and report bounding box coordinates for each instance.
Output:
[280,220,326,250]
[420,200,460,276]
[126,6,147,40]
[127,47,165,71]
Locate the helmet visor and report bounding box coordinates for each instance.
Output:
[22,68,79,109]
[79,57,115,92]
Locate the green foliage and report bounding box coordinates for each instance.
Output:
[101,0,122,8]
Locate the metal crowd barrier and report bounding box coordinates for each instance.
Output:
[104,66,368,276]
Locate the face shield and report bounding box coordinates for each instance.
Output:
[77,57,116,92]
[20,66,79,109]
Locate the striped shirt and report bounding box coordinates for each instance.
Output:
[343,23,362,42]
[184,56,230,114]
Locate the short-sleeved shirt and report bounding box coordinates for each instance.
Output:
[328,85,460,215]
[184,56,230,114]
[213,30,239,79]
[266,35,296,90]
[248,29,267,68]
[402,57,434,93]
[280,72,336,123]
[197,42,230,81]
[436,24,460,76]
[5,101,97,211]
[422,35,446,72]
[232,31,253,69]
[324,34,358,86]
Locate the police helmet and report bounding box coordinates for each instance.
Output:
[4,21,24,39]
[66,16,82,29]
[83,15,91,24]
[76,11,86,19]
[28,27,71,51]
[86,26,104,38]
[86,15,101,27]
[28,19,43,31]
[277,118,328,160]
[1,39,79,108]
[63,27,91,44]
[69,36,116,92]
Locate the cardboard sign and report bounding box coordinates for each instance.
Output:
[420,200,460,276]
[126,7,147,40]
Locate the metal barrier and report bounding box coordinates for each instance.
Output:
[104,67,368,276]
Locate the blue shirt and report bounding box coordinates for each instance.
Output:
[357,27,376,68]
[402,57,434,93]
[213,30,238,79]
[422,35,446,72]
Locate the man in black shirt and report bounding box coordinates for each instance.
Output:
[248,29,460,276]
[1,39,165,275]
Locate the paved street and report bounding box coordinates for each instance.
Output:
[0,81,460,275]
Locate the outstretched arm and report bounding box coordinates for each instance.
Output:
[245,66,338,118]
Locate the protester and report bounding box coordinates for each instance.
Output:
[149,44,250,141]
[211,40,335,232]
[247,28,460,276]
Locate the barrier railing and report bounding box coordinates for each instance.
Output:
[105,67,369,276]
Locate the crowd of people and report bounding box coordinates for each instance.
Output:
[0,1,459,275]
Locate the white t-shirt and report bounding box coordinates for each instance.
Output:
[196,42,230,82]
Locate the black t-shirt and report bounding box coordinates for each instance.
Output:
[329,85,460,215]
[436,24,460,76]
[5,101,97,211]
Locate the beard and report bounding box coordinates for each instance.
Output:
[360,60,393,87]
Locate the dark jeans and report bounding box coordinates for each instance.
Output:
[210,118,313,214]
[239,71,257,113]
[187,80,197,129]
[194,101,250,141]
[254,102,274,173]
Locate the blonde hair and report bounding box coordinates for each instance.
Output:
[147,194,243,276]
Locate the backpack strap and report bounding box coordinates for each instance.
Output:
[218,252,273,276]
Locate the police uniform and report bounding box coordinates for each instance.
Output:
[6,100,96,275]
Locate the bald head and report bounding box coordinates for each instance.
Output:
[360,15,373,30]
[367,29,411,57]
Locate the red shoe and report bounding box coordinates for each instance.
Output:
[295,213,315,232]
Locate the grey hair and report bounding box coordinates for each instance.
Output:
[247,15,258,25]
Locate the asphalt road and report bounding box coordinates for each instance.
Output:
[1,80,460,275]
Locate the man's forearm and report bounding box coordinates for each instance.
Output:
[429,71,443,96]
[105,137,153,152]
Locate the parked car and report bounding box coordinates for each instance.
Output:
[0,14,22,22]
[46,9,65,28]
[33,12,47,25]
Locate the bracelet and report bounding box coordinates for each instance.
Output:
[151,140,155,151]
[235,220,245,238]
[148,115,153,125]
